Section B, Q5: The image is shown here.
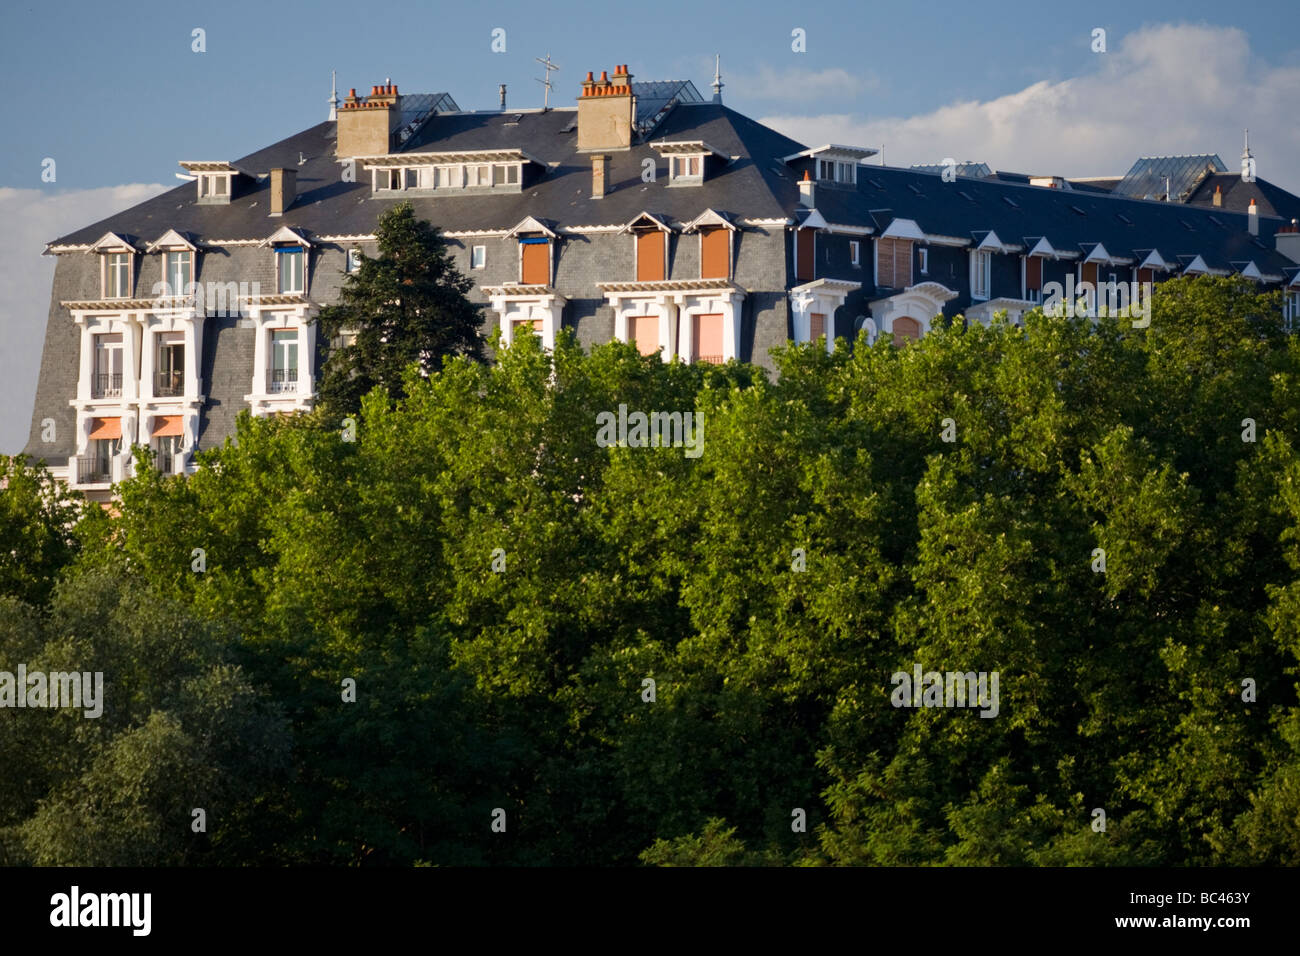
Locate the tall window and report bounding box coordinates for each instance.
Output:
[92,333,123,398]
[918,248,929,275]
[876,238,913,289]
[972,251,991,300]
[278,247,305,294]
[850,240,860,267]
[105,252,130,298]
[471,245,486,269]
[1025,255,1043,302]
[1285,291,1300,333]
[269,330,298,393]
[164,251,193,295]
[346,248,362,273]
[156,335,185,397]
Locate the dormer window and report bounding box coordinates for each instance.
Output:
[277,247,305,294]
[180,162,246,204]
[164,251,193,295]
[652,140,727,187]
[197,173,230,201]
[818,160,856,184]
[364,150,535,196]
[783,145,876,186]
[104,252,131,298]
[670,155,703,183]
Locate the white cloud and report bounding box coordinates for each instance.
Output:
[733,65,876,102]
[760,23,1300,187]
[0,184,166,455]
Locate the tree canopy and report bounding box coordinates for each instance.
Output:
[3,275,1299,865]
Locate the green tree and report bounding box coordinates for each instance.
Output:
[315,201,485,418]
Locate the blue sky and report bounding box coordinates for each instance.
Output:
[2,0,1299,451]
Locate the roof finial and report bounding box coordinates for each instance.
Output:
[712,54,724,104]
[328,69,339,121]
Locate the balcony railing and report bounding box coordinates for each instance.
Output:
[91,373,123,398]
[155,371,185,397]
[268,367,299,394]
[76,457,112,484]
[697,354,725,365]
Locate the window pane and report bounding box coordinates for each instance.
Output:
[506,164,518,184]
[214,175,227,195]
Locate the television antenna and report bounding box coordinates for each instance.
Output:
[535,54,560,110]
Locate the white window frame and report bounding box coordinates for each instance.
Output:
[850,240,860,267]
[164,250,193,296]
[1285,291,1300,332]
[919,248,929,275]
[471,245,487,269]
[669,155,704,184]
[92,333,124,398]
[276,247,306,295]
[104,252,131,298]
[346,248,362,273]
[971,250,991,301]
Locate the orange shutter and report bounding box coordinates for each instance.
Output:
[796,229,815,281]
[693,313,724,364]
[152,415,184,437]
[1082,262,1099,285]
[877,238,895,287]
[521,241,549,285]
[88,417,122,440]
[810,313,826,341]
[895,240,912,287]
[632,313,659,355]
[892,317,922,343]
[1137,268,1154,284]
[636,230,665,281]
[1025,256,1042,290]
[700,227,730,279]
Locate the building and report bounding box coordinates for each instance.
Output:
[22,66,1300,501]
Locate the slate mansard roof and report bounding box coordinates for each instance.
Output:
[46,85,1296,277]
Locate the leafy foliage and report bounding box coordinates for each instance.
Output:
[5,275,1300,865]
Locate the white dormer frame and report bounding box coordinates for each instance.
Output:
[1237,261,1264,281]
[88,233,140,300]
[622,212,674,234]
[782,144,878,185]
[146,229,198,254]
[1182,254,1210,276]
[878,218,927,242]
[178,161,247,203]
[258,226,314,249]
[682,209,737,234]
[974,230,1023,254]
[1136,249,1172,272]
[685,209,738,281]
[626,213,673,281]
[1080,242,1134,267]
[261,228,313,297]
[505,216,560,240]
[650,140,727,186]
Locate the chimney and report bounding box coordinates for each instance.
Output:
[499,84,507,109]
[335,81,401,157]
[1248,198,1259,236]
[798,169,815,207]
[270,168,297,216]
[591,154,610,199]
[577,64,636,152]
[1213,184,1222,207]
[1277,219,1300,264]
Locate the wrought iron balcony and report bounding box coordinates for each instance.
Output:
[91,372,123,398]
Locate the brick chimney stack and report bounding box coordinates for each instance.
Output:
[591,154,610,199]
[1213,184,1222,207]
[577,64,636,152]
[798,169,815,207]
[336,81,402,157]
[1248,198,1259,236]
[270,168,297,216]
